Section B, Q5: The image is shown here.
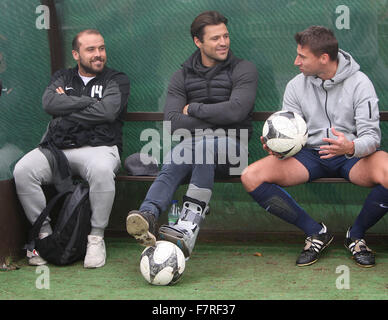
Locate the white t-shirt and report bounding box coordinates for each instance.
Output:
[79,73,95,86]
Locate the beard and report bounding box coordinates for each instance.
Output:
[79,56,105,75]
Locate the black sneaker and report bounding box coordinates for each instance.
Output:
[344,228,375,268]
[126,210,157,247]
[296,223,334,267]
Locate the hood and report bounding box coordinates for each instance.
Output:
[309,49,360,89]
[181,49,234,80]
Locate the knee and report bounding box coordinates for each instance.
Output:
[13,159,42,194]
[13,161,23,181]
[160,162,191,176]
[86,163,116,186]
[13,149,51,187]
[13,160,32,185]
[379,167,388,188]
[241,164,263,192]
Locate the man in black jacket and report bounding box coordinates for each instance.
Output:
[126,11,258,259]
[13,29,130,268]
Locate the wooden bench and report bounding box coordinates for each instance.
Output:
[116,111,388,184]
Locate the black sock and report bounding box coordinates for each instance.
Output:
[350,185,388,239]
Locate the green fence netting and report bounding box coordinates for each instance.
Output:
[1,0,388,232]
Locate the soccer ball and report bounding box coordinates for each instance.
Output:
[139,240,186,286]
[262,111,308,159]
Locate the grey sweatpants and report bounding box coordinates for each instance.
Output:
[13,145,121,236]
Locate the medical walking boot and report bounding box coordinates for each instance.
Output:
[159,195,209,259]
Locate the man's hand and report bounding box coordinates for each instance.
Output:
[319,127,354,158]
[56,87,65,94]
[182,104,189,115]
[260,136,283,158]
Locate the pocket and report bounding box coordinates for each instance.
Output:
[90,124,116,144]
[109,146,121,172]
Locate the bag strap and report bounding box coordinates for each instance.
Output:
[55,183,89,233]
[24,190,72,252]
[39,141,74,192]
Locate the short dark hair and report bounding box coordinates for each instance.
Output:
[72,29,102,51]
[190,11,228,42]
[294,26,338,61]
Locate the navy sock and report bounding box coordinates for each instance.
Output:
[350,185,388,239]
[249,182,322,236]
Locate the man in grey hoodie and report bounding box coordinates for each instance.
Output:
[126,11,258,259]
[242,26,387,268]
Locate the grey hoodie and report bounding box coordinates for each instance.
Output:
[282,49,380,158]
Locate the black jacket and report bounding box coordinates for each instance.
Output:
[164,50,258,138]
[41,66,130,154]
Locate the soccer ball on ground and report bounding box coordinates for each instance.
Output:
[140,240,186,286]
[262,111,308,159]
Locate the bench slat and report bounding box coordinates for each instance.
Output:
[124,111,388,122]
[115,175,347,183]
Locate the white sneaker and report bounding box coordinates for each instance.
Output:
[27,233,49,266]
[84,235,106,268]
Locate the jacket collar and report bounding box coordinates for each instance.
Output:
[71,64,108,80]
[308,49,360,89]
[182,49,235,79]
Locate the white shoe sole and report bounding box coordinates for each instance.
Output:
[28,257,47,266]
[84,259,105,269]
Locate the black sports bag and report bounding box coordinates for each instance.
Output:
[25,141,91,265]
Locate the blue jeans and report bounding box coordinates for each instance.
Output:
[139,135,247,218]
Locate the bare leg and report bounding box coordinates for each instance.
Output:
[241,155,309,192]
